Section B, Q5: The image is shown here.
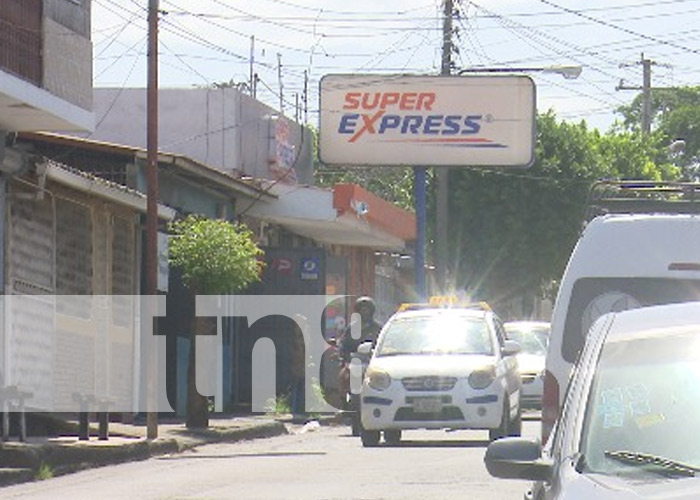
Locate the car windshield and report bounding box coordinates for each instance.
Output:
[580,328,700,475]
[505,327,548,355]
[375,314,494,357]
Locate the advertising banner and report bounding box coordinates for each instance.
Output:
[319,74,536,167]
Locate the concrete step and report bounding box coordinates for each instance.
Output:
[0,467,36,486]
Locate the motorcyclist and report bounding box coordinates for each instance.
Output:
[338,296,383,435]
[338,296,382,358]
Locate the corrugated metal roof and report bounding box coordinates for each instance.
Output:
[19,131,274,200]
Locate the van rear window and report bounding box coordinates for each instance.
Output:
[562,278,700,363]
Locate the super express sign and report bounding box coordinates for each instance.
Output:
[319,75,536,167]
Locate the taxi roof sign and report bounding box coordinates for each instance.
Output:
[397,297,491,313]
[428,295,460,306]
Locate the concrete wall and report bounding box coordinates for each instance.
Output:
[128,159,235,220]
[91,87,314,183]
[41,0,92,110]
[43,17,92,110]
[44,0,91,36]
[238,92,314,184]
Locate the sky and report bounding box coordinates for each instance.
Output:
[92,0,700,133]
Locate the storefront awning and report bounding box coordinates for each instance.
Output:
[246,183,411,251]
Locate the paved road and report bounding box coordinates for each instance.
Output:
[2,418,540,500]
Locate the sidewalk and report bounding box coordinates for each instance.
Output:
[0,414,316,487]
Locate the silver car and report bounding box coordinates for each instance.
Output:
[485,302,700,499]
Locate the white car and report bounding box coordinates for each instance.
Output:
[359,305,523,447]
[504,321,550,409]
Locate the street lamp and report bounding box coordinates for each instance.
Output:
[458,65,583,80]
[434,64,582,295]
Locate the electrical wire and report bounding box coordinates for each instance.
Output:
[468,1,628,111]
[250,0,435,16]
[95,33,146,80]
[90,0,700,136]
[159,39,211,85]
[480,0,700,19]
[534,0,700,57]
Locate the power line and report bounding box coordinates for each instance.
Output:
[95,33,147,80]
[160,39,211,85]
[159,14,251,63]
[162,10,443,24]
[250,0,434,16]
[205,0,316,36]
[535,0,700,57]
[468,2,628,110]
[479,0,700,19]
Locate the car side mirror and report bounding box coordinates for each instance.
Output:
[502,340,521,357]
[357,342,373,355]
[484,437,553,482]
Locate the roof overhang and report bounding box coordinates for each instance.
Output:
[44,162,176,220]
[333,183,416,241]
[247,183,409,250]
[0,71,94,132]
[17,132,272,202]
[260,213,405,250]
[134,150,274,201]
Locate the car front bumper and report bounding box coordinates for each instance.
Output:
[360,381,506,431]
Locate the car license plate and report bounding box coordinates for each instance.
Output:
[413,397,442,413]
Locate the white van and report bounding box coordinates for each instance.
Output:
[542,212,700,443]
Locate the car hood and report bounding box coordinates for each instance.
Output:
[369,354,496,378]
[560,471,700,499]
[516,353,545,374]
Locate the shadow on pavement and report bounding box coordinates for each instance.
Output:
[381,439,490,448]
[158,451,327,460]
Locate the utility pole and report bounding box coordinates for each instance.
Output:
[641,57,651,136]
[249,36,255,97]
[277,53,284,114]
[617,53,670,135]
[303,70,309,124]
[436,0,453,292]
[294,93,299,123]
[146,0,160,440]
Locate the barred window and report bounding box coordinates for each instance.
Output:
[56,198,92,295]
[111,216,135,295]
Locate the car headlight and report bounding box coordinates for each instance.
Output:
[366,368,392,391]
[468,366,496,389]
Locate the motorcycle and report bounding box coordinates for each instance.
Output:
[339,340,374,436]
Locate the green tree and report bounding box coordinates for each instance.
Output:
[311,125,419,210]
[316,165,416,211]
[169,215,264,428]
[616,86,700,175]
[447,111,677,316]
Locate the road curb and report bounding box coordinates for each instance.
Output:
[0,420,288,487]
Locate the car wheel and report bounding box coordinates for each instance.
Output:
[489,399,510,442]
[361,429,380,447]
[384,429,402,445]
[350,393,361,436]
[351,412,361,437]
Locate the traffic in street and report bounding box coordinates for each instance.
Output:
[1,420,541,500]
[3,1,700,498]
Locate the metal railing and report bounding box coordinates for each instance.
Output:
[0,0,42,86]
